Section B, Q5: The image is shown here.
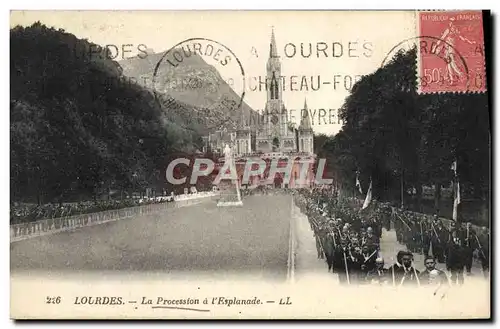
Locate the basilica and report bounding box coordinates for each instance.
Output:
[204,29,314,158]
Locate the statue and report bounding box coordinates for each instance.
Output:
[224,143,233,161]
[217,143,243,207]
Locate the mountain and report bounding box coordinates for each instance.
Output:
[10,22,201,203]
[119,49,258,134]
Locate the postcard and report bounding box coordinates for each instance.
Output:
[10,10,490,319]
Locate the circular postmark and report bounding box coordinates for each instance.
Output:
[381,36,470,93]
[152,38,246,131]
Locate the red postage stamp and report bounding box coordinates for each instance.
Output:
[418,11,486,94]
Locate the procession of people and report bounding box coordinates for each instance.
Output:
[294,187,490,287]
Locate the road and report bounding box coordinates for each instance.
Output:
[11,192,484,282]
[11,195,292,280]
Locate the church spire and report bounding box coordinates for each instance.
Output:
[269,26,279,58]
[266,27,281,102]
[299,98,312,131]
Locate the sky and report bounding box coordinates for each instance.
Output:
[10,10,418,135]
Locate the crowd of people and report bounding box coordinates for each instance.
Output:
[10,195,175,225]
[294,187,490,287]
[392,207,490,284]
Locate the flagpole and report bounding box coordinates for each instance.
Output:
[343,251,351,285]
[420,221,424,254]
[452,159,461,224]
[452,179,457,222]
[400,167,404,209]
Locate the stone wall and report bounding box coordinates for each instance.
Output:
[10,192,217,243]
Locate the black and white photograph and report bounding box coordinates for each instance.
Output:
[9,10,491,319]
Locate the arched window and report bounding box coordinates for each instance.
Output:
[270,72,279,100]
[272,137,280,149]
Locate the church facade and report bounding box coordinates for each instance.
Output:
[205,29,314,157]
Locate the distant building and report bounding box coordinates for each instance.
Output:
[205,28,314,157]
[297,99,314,154]
[204,29,316,188]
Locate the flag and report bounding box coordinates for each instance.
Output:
[450,161,457,173]
[453,180,461,221]
[362,178,372,210]
[452,160,461,221]
[355,172,363,194]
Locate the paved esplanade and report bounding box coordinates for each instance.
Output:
[10,195,291,279]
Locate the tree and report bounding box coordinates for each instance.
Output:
[320,46,490,221]
[10,23,201,204]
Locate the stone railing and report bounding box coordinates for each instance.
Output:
[10,191,217,243]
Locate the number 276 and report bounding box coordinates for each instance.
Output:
[46,296,61,304]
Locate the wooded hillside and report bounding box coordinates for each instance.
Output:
[10,22,202,203]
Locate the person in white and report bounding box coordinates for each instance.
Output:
[224,143,233,162]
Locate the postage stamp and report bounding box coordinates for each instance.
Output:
[417,11,486,93]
